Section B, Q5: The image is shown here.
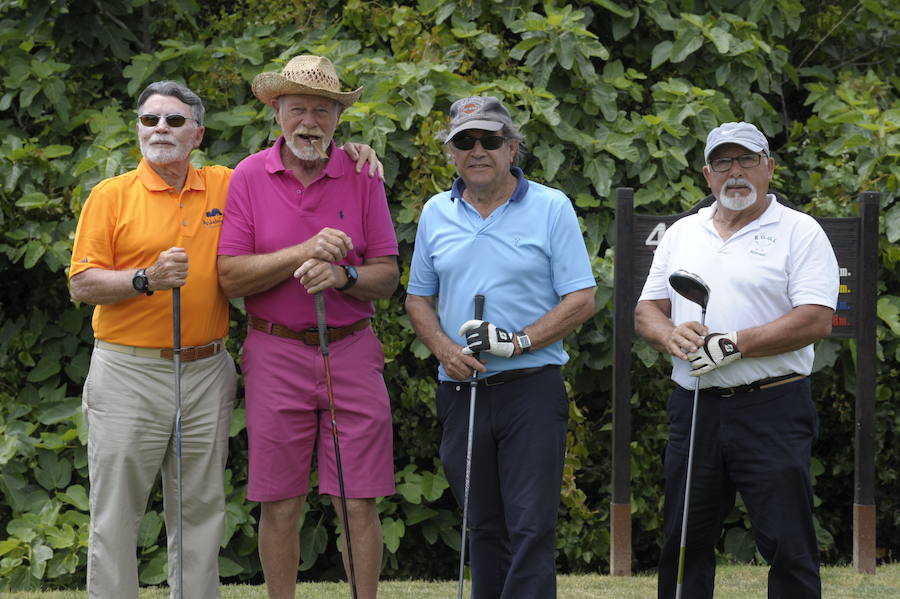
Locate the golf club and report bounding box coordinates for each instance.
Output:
[458,294,484,599]
[171,287,184,599]
[314,292,359,599]
[667,269,710,599]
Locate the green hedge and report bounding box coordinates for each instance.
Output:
[1,0,899,590]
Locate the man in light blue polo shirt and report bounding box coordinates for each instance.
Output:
[405,95,596,599]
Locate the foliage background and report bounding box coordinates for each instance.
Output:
[1,0,899,590]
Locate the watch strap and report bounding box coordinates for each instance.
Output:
[337,264,358,291]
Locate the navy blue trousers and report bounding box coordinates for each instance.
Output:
[437,367,568,599]
[657,377,821,599]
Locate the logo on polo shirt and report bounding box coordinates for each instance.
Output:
[750,234,776,256]
[202,207,224,228]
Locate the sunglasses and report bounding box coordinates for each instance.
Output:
[450,133,507,151]
[138,113,198,128]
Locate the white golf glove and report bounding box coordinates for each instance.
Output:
[458,319,515,358]
[688,332,741,376]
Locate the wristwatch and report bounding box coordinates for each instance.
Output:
[337,264,358,291]
[516,331,532,354]
[132,268,153,296]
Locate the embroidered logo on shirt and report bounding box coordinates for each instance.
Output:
[202,207,224,227]
[750,234,776,256]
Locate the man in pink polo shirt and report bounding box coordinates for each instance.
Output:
[217,55,399,599]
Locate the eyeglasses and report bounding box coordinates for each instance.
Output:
[138,113,198,128]
[450,133,507,151]
[708,153,765,173]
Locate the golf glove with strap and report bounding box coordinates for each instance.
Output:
[458,319,515,358]
[688,331,741,376]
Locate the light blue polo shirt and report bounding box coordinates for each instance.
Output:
[407,168,596,381]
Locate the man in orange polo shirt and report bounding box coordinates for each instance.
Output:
[69,80,381,599]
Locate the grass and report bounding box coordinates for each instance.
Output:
[2,563,898,598]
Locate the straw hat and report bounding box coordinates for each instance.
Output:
[252,55,362,107]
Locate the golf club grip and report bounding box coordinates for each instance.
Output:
[314,292,329,355]
[172,288,181,349]
[474,294,485,321]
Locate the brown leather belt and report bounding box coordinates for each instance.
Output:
[702,373,806,398]
[95,339,224,362]
[249,315,370,346]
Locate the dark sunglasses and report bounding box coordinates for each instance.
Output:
[138,113,198,128]
[450,133,507,151]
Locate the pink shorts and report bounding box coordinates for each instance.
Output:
[242,325,395,502]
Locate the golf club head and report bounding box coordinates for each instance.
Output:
[669,269,710,309]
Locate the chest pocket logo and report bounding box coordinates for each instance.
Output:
[750,234,776,256]
[203,207,224,227]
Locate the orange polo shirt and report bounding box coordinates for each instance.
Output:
[70,160,232,348]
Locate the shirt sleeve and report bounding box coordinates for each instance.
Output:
[362,178,398,259]
[69,182,117,278]
[548,195,596,296]
[787,216,840,309]
[217,166,255,257]
[406,200,439,297]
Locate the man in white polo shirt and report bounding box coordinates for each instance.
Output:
[635,122,838,599]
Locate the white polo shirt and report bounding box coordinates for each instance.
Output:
[639,195,839,389]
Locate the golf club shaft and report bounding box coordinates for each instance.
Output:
[172,287,183,599]
[675,305,706,599]
[458,294,485,599]
[315,292,359,599]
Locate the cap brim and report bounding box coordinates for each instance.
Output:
[252,72,362,107]
[446,119,505,141]
[705,139,767,162]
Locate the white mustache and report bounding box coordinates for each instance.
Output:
[292,127,324,138]
[724,177,752,189]
[149,134,177,144]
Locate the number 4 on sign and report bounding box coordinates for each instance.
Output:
[645,222,666,246]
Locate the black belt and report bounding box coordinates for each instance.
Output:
[700,373,806,398]
[478,365,559,386]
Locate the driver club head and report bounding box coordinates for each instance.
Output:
[669,269,710,309]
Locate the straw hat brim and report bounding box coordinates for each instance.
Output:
[252,72,363,107]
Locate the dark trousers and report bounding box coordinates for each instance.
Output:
[437,367,568,599]
[657,377,821,599]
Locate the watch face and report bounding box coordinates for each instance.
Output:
[133,270,147,292]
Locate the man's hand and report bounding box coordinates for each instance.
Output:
[145,247,188,291]
[294,258,342,294]
[301,227,352,263]
[688,332,741,376]
[342,142,384,180]
[457,320,515,358]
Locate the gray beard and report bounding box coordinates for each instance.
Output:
[285,135,325,162]
[718,178,757,211]
[140,137,190,165]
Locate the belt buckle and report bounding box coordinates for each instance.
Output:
[720,387,736,398]
[482,375,502,387]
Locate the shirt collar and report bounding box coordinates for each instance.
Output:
[449,167,528,202]
[137,159,206,192]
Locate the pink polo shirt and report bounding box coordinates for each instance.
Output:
[218,137,398,329]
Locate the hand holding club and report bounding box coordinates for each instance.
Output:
[458,319,515,358]
[688,331,741,376]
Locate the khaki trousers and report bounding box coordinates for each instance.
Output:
[82,345,236,599]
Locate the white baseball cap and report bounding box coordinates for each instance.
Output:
[704,122,770,162]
